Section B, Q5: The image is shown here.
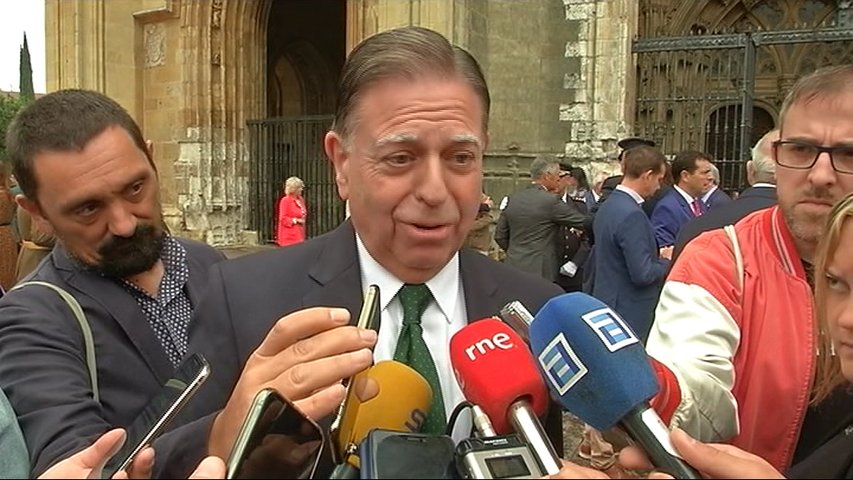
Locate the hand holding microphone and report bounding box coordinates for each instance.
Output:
[529,292,700,479]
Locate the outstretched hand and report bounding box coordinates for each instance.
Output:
[618,428,785,479]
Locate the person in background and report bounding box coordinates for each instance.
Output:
[556,163,591,293]
[14,205,55,282]
[646,65,853,472]
[619,191,853,479]
[0,162,18,291]
[650,151,713,247]
[276,176,307,247]
[673,129,779,261]
[701,163,733,210]
[495,156,588,282]
[592,145,672,342]
[463,192,497,256]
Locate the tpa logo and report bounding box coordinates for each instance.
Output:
[538,333,587,395]
[581,307,638,352]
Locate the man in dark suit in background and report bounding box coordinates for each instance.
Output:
[555,163,590,292]
[650,151,714,247]
[592,146,672,342]
[673,129,779,260]
[700,163,733,211]
[175,26,587,478]
[495,156,587,282]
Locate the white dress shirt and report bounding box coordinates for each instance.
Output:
[355,235,470,436]
[674,184,698,206]
[615,184,644,204]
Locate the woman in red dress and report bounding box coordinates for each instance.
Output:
[275,176,307,246]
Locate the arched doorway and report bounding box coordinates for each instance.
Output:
[705,105,775,192]
[248,0,347,244]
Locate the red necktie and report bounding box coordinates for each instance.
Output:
[691,199,703,217]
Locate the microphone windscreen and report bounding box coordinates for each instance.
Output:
[336,360,432,467]
[529,292,659,431]
[450,318,549,434]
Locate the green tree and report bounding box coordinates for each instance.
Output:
[19,33,34,103]
[0,95,23,161]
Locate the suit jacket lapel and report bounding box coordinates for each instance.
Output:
[459,249,500,322]
[301,223,502,325]
[52,245,175,382]
[675,192,694,217]
[302,221,365,323]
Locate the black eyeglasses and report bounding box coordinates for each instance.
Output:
[773,140,853,174]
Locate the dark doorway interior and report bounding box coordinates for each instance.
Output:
[249,0,346,244]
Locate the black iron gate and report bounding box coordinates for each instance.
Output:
[633,27,853,193]
[246,115,345,244]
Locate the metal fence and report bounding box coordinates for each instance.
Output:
[633,27,853,193]
[246,115,345,244]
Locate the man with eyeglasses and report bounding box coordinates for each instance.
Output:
[641,64,853,475]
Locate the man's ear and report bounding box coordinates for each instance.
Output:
[145,139,154,157]
[16,194,54,236]
[324,131,350,201]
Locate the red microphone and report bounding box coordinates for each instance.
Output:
[450,318,560,475]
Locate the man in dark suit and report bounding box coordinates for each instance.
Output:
[556,164,591,292]
[170,27,589,479]
[700,163,733,211]
[650,150,714,247]
[592,146,672,342]
[494,156,587,282]
[0,90,225,476]
[673,129,779,260]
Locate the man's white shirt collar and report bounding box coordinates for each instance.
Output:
[355,234,459,322]
[674,184,697,204]
[615,184,644,204]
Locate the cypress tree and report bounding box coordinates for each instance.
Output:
[19,33,35,103]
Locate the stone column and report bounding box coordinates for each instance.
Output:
[561,0,637,174]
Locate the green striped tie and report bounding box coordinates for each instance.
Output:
[393,283,447,434]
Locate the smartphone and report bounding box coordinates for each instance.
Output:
[359,429,458,479]
[226,388,324,479]
[329,284,381,462]
[102,353,210,478]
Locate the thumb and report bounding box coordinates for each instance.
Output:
[189,456,227,479]
[84,429,127,478]
[669,428,784,479]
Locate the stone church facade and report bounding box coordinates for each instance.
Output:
[45,0,852,245]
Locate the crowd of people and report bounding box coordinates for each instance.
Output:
[0,24,850,480]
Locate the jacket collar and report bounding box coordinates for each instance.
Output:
[48,243,176,382]
[767,206,807,280]
[303,220,499,323]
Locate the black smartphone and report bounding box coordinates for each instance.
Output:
[226,388,324,479]
[329,284,380,463]
[359,429,458,479]
[102,353,210,478]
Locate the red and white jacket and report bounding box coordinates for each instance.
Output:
[647,206,815,472]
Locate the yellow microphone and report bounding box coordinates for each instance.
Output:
[330,360,432,475]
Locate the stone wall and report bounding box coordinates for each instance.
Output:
[561,0,637,167]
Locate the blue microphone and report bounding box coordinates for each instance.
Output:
[529,292,699,479]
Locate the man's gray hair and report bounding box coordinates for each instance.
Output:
[708,163,720,185]
[749,129,778,184]
[331,26,490,142]
[530,155,560,180]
